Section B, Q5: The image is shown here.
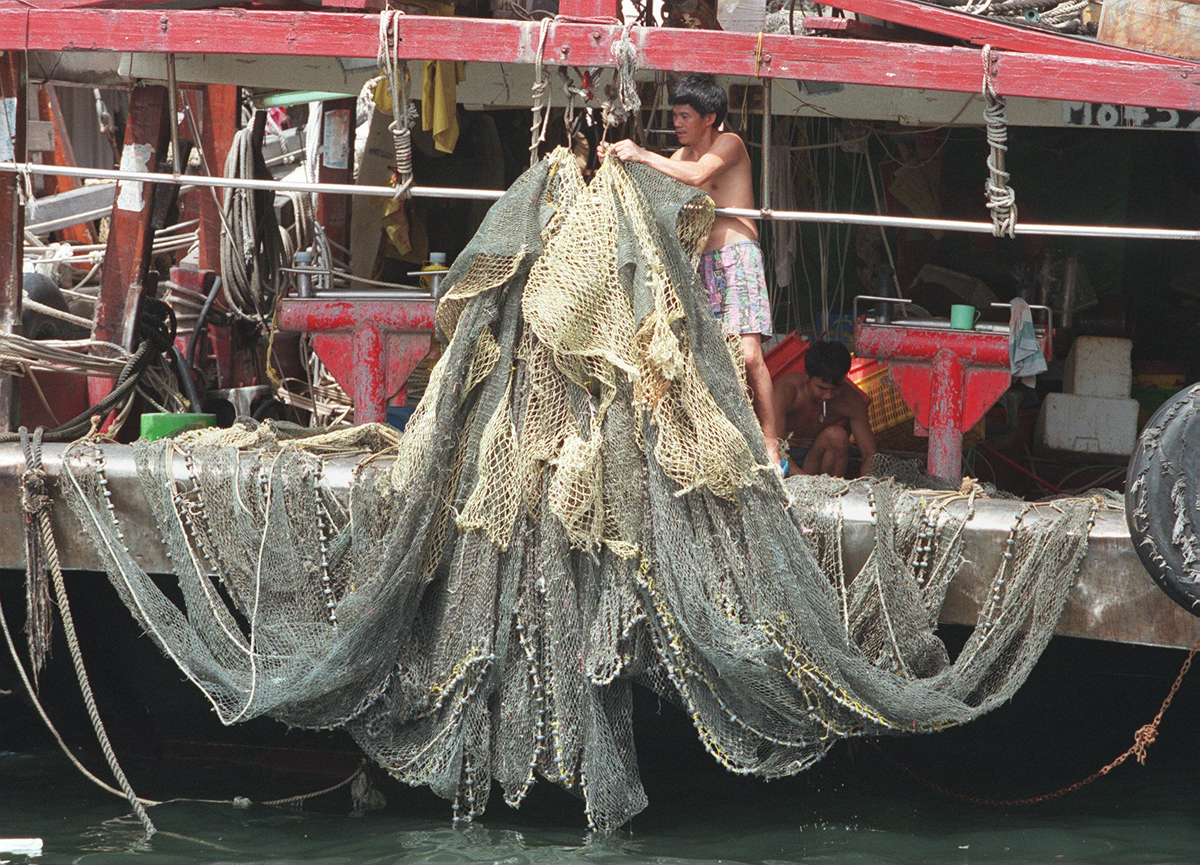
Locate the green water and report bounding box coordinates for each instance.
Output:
[3,712,1199,863]
[3,636,1198,863]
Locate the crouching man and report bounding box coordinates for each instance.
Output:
[774,341,877,477]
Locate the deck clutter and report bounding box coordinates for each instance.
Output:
[0,0,1199,841]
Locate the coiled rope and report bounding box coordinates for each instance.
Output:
[378,9,418,199]
[530,17,553,166]
[982,45,1017,238]
[219,123,285,326]
[601,22,641,131]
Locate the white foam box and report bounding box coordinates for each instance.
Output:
[1062,336,1132,399]
[1034,393,1139,456]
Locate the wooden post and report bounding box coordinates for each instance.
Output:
[182,84,238,272]
[90,83,170,405]
[0,51,26,432]
[37,84,98,246]
[316,97,355,262]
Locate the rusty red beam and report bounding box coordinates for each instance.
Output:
[824,0,1190,66]
[2,11,1200,110]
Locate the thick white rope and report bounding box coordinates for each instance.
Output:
[982,45,1017,238]
[378,10,417,198]
[530,17,553,167]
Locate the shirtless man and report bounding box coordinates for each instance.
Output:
[773,341,877,477]
[603,75,780,465]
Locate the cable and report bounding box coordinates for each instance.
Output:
[187,275,223,370]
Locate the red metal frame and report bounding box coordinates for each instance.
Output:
[853,323,1046,482]
[1,11,1198,110]
[824,0,1191,66]
[277,298,437,425]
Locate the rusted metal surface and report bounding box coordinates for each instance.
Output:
[0,442,1196,650]
[0,50,25,433]
[2,12,1200,111]
[277,297,437,425]
[89,83,169,405]
[1098,0,1200,63]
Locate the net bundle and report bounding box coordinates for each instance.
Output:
[63,149,1105,830]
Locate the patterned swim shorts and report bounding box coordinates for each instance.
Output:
[698,240,773,338]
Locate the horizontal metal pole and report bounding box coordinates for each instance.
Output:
[4,161,1199,241]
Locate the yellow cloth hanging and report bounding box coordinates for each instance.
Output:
[410,0,465,154]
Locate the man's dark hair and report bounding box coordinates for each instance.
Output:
[668,75,727,128]
[805,341,852,384]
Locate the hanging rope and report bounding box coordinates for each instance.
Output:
[982,45,1017,238]
[378,9,418,198]
[530,17,553,167]
[601,22,640,131]
[18,427,157,839]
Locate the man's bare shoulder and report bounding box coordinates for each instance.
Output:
[835,383,870,415]
[714,131,749,158]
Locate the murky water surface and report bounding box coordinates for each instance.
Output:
[3,638,1198,863]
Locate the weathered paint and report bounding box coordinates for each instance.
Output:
[855,323,1039,482]
[1,13,1200,111]
[0,51,24,432]
[90,83,169,413]
[279,298,437,425]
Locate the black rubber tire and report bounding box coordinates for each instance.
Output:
[1126,383,1200,617]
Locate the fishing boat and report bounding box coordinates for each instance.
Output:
[1,0,1199,834]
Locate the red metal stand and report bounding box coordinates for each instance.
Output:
[277,298,437,425]
[854,302,1049,483]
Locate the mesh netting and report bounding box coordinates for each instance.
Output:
[62,149,1108,830]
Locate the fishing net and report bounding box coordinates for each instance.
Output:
[62,149,1105,830]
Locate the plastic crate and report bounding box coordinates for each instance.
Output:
[855,367,913,435]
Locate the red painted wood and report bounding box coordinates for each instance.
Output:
[0,50,26,431]
[90,83,169,406]
[558,0,621,21]
[37,84,98,246]
[316,97,354,262]
[186,84,238,273]
[4,12,1200,111]
[824,0,1191,65]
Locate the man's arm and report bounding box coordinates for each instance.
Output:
[847,398,877,467]
[605,134,743,188]
[771,375,800,446]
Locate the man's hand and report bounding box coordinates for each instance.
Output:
[603,139,648,164]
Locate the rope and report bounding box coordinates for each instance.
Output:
[530,17,553,167]
[981,45,1017,238]
[601,22,640,131]
[873,634,1200,807]
[19,427,157,838]
[219,123,285,326]
[378,10,417,199]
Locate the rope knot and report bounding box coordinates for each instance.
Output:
[1131,724,1157,765]
[20,468,52,518]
